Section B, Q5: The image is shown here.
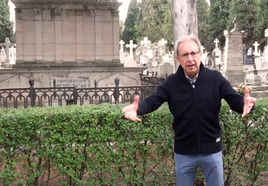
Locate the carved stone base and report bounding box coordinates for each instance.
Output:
[4,64,12,69]
[221,70,246,87]
[251,75,262,86]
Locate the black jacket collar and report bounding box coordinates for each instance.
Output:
[176,63,205,79]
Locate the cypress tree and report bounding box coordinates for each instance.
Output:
[122,0,140,44]
[208,0,231,50]
[227,0,258,48]
[197,0,210,49]
[255,0,268,48]
[0,0,14,43]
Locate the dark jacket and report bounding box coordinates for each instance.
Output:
[137,63,244,155]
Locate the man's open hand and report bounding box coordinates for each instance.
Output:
[122,95,141,122]
[242,86,257,117]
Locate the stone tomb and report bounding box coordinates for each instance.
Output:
[0,0,146,88]
[12,0,121,65]
[222,19,246,86]
[157,62,174,78]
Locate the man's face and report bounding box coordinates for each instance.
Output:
[176,40,201,78]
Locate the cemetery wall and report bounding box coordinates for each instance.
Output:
[0,67,145,88]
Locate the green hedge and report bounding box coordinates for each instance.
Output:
[0,99,267,186]
[220,98,268,185]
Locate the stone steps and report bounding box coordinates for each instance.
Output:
[251,85,268,91]
[246,85,268,98]
[250,90,268,98]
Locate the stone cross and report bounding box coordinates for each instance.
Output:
[126,40,137,58]
[253,41,260,56]
[119,40,125,52]
[140,37,151,58]
[214,38,219,48]
[157,38,167,59]
[141,37,150,47]
[158,38,167,47]
[211,51,219,69]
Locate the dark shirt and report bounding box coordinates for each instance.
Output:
[137,63,244,155]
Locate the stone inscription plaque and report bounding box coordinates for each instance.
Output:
[52,77,89,88]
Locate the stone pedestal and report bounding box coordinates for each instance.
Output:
[4,64,12,69]
[124,57,137,67]
[221,71,246,87]
[0,66,147,88]
[254,56,261,69]
[251,75,262,86]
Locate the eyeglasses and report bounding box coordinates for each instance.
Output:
[179,51,200,59]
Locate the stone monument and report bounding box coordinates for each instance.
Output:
[157,62,173,78]
[0,47,6,68]
[212,38,222,68]
[0,37,15,68]
[124,40,137,67]
[0,0,146,88]
[251,41,262,85]
[222,19,246,86]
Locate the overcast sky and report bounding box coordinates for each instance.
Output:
[118,0,210,22]
[118,0,131,21]
[8,0,210,23]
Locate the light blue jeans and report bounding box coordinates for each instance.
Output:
[174,151,224,186]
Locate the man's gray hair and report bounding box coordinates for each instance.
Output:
[175,35,202,56]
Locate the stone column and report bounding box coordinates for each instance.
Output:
[34,8,43,62]
[112,10,120,63]
[223,30,229,71]
[15,8,23,63]
[76,10,84,63]
[94,10,102,62]
[54,8,62,63]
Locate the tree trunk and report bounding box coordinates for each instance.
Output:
[172,2,202,183]
[172,0,198,70]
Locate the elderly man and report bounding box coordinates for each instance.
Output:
[122,35,256,186]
